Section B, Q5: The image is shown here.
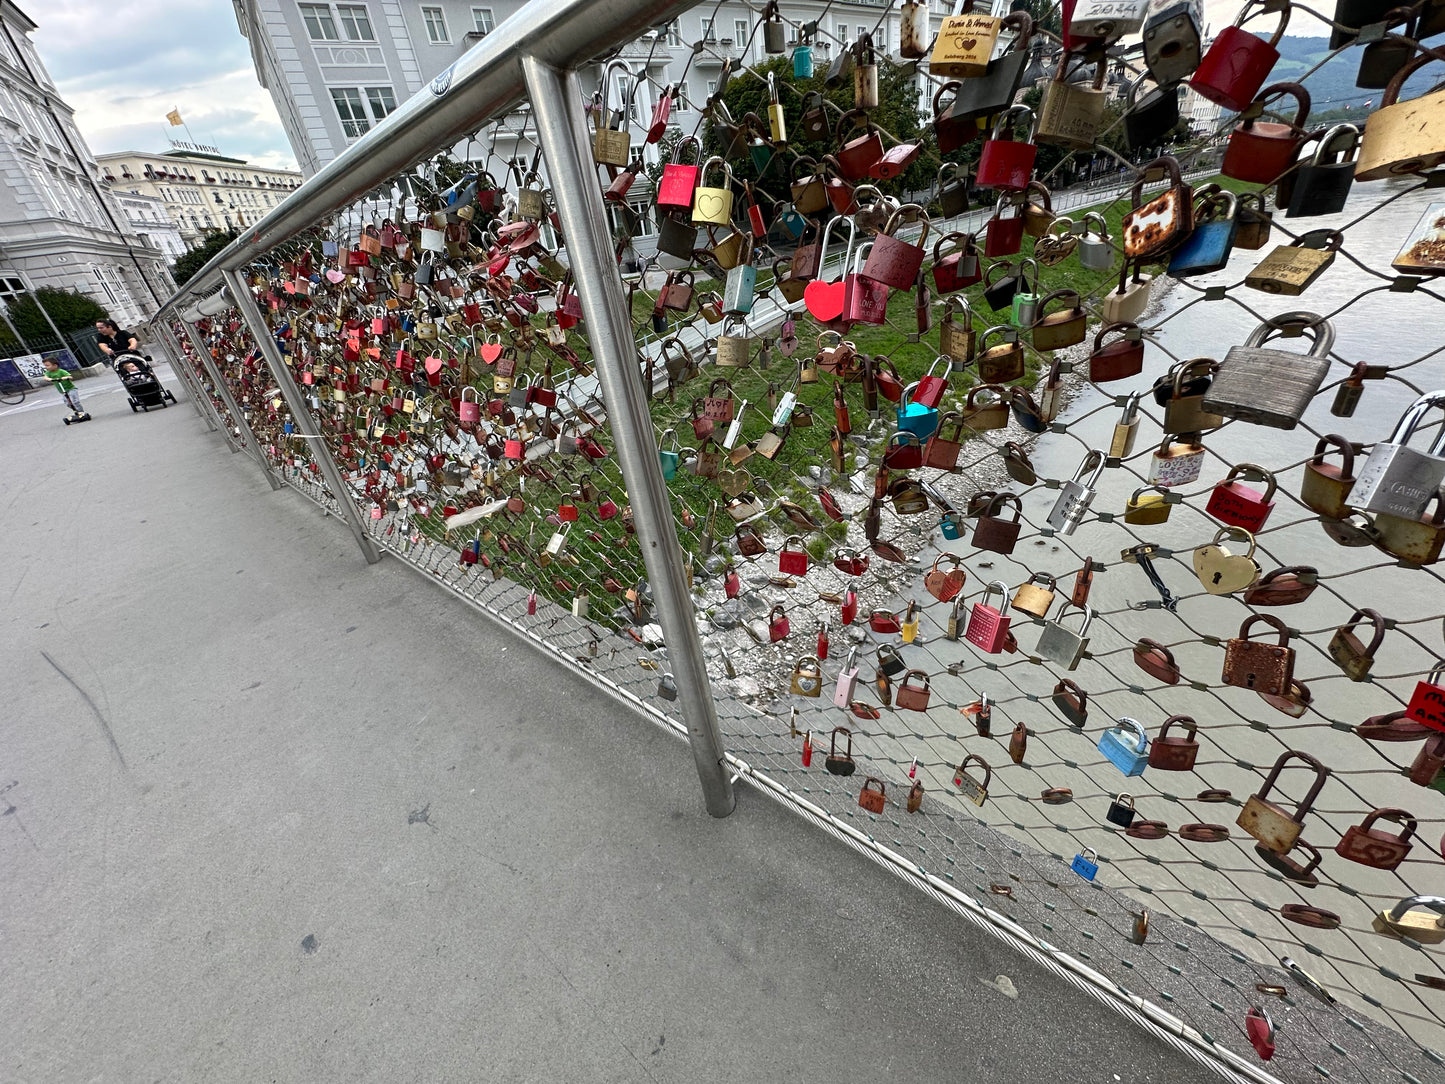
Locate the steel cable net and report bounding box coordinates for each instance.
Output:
[182,0,1445,1076]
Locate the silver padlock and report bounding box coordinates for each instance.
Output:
[1141,0,1202,86]
[1350,390,1445,520]
[546,521,572,557]
[721,399,749,450]
[1076,212,1113,271]
[772,378,800,427]
[1035,604,1093,670]
[1048,450,1107,535]
[1070,0,1149,40]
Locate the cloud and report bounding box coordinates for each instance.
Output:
[29,0,299,171]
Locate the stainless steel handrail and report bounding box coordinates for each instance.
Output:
[155,0,700,312]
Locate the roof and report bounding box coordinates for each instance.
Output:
[0,1,38,33]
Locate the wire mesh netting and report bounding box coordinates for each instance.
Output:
[158,1,1445,1078]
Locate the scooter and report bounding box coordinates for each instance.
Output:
[62,411,92,425]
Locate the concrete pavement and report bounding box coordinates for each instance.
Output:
[1,360,1226,1082]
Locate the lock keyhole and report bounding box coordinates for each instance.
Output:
[1211,571,1224,585]
[1244,673,1258,689]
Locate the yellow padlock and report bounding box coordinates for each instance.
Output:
[692,156,735,226]
[1124,485,1172,524]
[901,599,920,643]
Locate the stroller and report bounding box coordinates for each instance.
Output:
[116,353,177,412]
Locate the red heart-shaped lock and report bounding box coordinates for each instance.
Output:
[480,341,503,363]
[804,279,845,322]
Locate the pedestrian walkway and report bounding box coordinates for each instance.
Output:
[2,358,1226,1082]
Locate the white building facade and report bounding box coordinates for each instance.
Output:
[112,192,187,264]
[0,1,171,326]
[96,149,303,249]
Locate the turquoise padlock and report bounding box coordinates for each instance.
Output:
[941,512,964,540]
[779,208,806,238]
[659,428,680,481]
[724,259,757,315]
[793,42,813,79]
[897,400,939,441]
[1099,717,1149,777]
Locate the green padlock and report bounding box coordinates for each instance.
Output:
[659,428,680,480]
[1009,257,1041,329]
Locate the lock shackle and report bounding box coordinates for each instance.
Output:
[990,104,1037,143]
[980,579,1011,607]
[1385,895,1445,922]
[852,241,875,277]
[1196,188,1238,224]
[1078,846,1098,863]
[1054,602,1094,636]
[670,135,701,165]
[835,107,882,144]
[829,726,853,758]
[1353,806,1418,840]
[956,753,991,788]
[978,324,1019,352]
[1045,215,1076,242]
[1095,320,1141,352]
[883,202,930,246]
[1231,0,1290,45]
[1072,448,1107,486]
[1158,714,1198,741]
[1026,571,1056,589]
[934,230,979,265]
[1209,524,1257,557]
[699,155,733,188]
[1018,257,1040,294]
[1308,122,1361,164]
[1113,792,1135,810]
[1221,462,1277,500]
[1082,211,1110,240]
[1255,749,1328,813]
[1110,717,1148,751]
[818,214,858,279]
[1340,607,1388,655]
[1240,80,1310,131]
[1129,155,1184,206]
[1384,389,1445,446]
[1119,390,1142,423]
[1244,310,1335,357]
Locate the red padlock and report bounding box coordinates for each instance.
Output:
[1221,82,1310,184]
[1147,715,1200,771]
[1412,733,1445,785]
[984,196,1025,257]
[965,581,1012,653]
[801,731,813,767]
[779,536,809,576]
[1189,6,1289,113]
[648,84,673,143]
[768,604,790,642]
[1408,666,1445,731]
[558,496,579,522]
[1335,807,1417,870]
[724,569,741,598]
[1089,323,1144,382]
[911,358,949,408]
[842,245,889,325]
[869,609,902,634]
[933,232,981,293]
[527,590,537,616]
[1245,1008,1275,1060]
[458,387,481,425]
[1205,464,1277,532]
[817,621,830,660]
[862,204,930,288]
[656,135,700,209]
[841,583,858,625]
[976,105,1038,192]
[835,110,885,180]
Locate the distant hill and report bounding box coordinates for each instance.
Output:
[1238,35,1441,117]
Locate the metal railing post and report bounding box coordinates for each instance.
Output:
[154,321,217,430]
[224,269,382,564]
[521,56,735,819]
[177,316,284,492]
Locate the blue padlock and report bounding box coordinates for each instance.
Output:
[1071,847,1099,881]
[793,42,813,79]
[658,428,680,481]
[1167,190,1238,278]
[941,512,964,540]
[1099,717,1150,777]
[779,208,806,239]
[897,399,939,442]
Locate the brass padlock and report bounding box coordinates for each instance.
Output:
[591,62,633,166]
[1300,434,1357,519]
[1159,357,1222,435]
[1374,487,1445,566]
[1372,896,1445,943]
[1328,608,1386,681]
[1110,392,1142,458]
[1245,230,1342,295]
[1125,485,1172,524]
[1236,750,1328,854]
[1011,573,1056,618]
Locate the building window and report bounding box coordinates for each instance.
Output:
[331,87,371,137]
[734,18,748,44]
[836,22,848,42]
[705,80,717,99]
[422,6,449,42]
[700,17,715,42]
[300,3,339,40]
[90,267,117,304]
[366,86,397,119]
[665,21,680,45]
[875,23,887,51]
[471,6,494,33]
[337,3,374,40]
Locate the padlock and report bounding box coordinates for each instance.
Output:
[930,0,1002,77]
[977,106,1038,192]
[825,727,856,777]
[835,110,885,181]
[1053,678,1088,727]
[778,535,809,577]
[768,604,790,643]
[1206,463,1277,532]
[976,326,1024,384]
[852,31,878,110]
[1011,573,1056,618]
[1194,526,1261,595]
[1142,0,1202,85]
[1110,392,1142,459]
[974,494,1023,555]
[1349,390,1445,520]
[1287,124,1360,218]
[945,10,1034,119]
[842,244,890,326]
[945,594,967,640]
[1146,715,1199,772]
[1099,717,1149,777]
[1328,608,1387,681]
[791,656,822,697]
[933,238,981,304]
[1031,289,1087,352]
[1167,189,1238,278]
[1033,216,1077,266]
[1412,732,1445,784]
[863,204,929,289]
[1222,614,1295,697]
[1243,566,1320,608]
[1372,896,1445,944]
[937,161,971,218]
[1236,749,1330,854]
[1133,638,1181,684]
[1157,357,1222,435]
[691,157,734,226]
[1245,230,1342,295]
[896,669,931,712]
[953,754,991,805]
[1048,451,1107,535]
[981,260,1020,312]
[1106,793,1137,828]
[1336,807,1417,870]
[1189,3,1289,112]
[1356,53,1445,179]
[960,384,1010,434]
[966,580,1013,654]
[723,240,757,315]
[1406,666,1445,732]
[1301,434,1357,519]
[1071,847,1100,881]
[1002,442,1037,486]
[1222,82,1311,184]
[1037,52,1108,150]
[1125,485,1172,525]
[1245,1008,1276,1061]
[716,317,751,370]
[1074,211,1113,271]
[1377,496,1445,586]
[1101,261,1153,324]
[856,777,887,815]
[1225,194,1271,256]
[1148,434,1206,488]
[1036,604,1093,670]
[1071,0,1148,38]
[905,779,925,814]
[1122,155,1194,261]
[923,412,967,471]
[832,648,862,708]
[985,195,1025,258]
[591,62,633,166]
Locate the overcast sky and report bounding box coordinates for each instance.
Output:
[29,0,1329,176]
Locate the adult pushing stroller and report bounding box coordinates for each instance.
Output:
[116,354,177,412]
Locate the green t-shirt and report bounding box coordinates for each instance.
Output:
[46,369,74,392]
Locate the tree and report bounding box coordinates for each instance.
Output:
[1,287,107,348]
[172,228,239,286]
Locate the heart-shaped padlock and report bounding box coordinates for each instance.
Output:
[923,553,967,602]
[718,469,752,497]
[1192,527,1262,595]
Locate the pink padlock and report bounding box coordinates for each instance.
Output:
[458,386,481,424]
